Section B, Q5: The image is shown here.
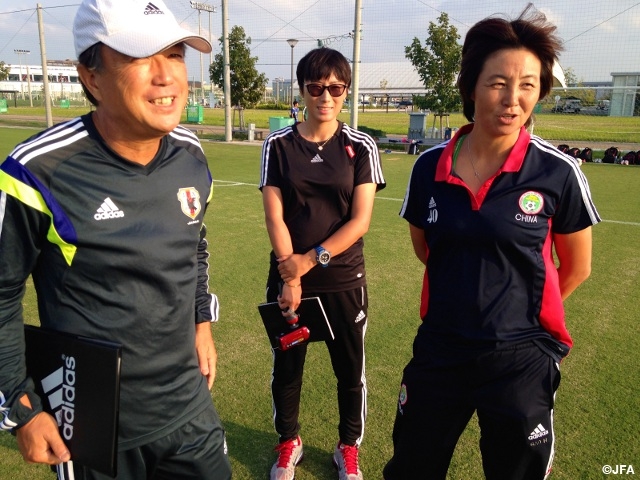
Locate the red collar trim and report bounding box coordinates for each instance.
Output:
[435,124,530,182]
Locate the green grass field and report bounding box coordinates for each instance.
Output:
[0,127,638,479]
[1,106,639,144]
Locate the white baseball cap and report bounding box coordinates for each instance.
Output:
[73,0,212,58]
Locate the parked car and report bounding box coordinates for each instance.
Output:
[396,100,413,110]
[563,99,581,113]
[551,99,581,113]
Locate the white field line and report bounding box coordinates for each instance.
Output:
[212,180,640,226]
[601,219,640,226]
[213,180,256,187]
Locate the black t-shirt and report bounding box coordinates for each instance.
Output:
[260,121,385,292]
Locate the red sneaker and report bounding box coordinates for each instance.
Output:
[270,435,303,480]
[333,441,363,480]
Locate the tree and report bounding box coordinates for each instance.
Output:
[0,61,10,81]
[209,26,267,108]
[379,79,390,111]
[561,67,596,106]
[563,66,578,87]
[405,12,462,114]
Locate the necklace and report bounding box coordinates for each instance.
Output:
[315,135,333,151]
[467,136,481,181]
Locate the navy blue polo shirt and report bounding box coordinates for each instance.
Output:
[400,124,600,360]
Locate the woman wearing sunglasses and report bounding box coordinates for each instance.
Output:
[259,47,385,480]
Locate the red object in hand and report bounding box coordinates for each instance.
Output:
[284,309,299,325]
[279,326,310,350]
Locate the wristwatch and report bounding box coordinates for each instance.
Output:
[314,245,331,267]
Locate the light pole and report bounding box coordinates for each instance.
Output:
[190,1,216,103]
[26,66,33,107]
[286,39,298,107]
[14,49,30,100]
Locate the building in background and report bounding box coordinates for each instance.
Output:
[610,72,639,117]
[0,61,84,101]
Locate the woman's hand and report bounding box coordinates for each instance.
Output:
[277,282,302,313]
[277,253,314,283]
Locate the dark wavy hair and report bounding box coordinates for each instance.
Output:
[457,4,563,126]
[296,48,351,93]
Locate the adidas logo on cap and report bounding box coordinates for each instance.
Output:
[144,2,164,15]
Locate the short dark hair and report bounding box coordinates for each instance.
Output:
[77,42,104,106]
[296,48,351,92]
[457,4,563,126]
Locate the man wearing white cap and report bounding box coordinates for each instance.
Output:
[0,1,232,478]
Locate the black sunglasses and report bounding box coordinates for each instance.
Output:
[305,83,348,97]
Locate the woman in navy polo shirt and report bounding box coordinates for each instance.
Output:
[384,5,600,480]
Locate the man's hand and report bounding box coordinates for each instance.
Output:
[195,322,218,390]
[16,411,70,465]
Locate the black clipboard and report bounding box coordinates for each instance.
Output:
[24,325,122,477]
[258,297,334,349]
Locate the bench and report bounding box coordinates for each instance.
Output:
[232,128,265,141]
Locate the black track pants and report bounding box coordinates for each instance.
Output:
[268,284,368,446]
[383,342,560,480]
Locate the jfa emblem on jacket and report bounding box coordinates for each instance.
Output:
[177,187,202,219]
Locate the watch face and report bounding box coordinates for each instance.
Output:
[318,251,331,264]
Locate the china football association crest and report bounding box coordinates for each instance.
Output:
[177,187,202,219]
[518,191,544,215]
